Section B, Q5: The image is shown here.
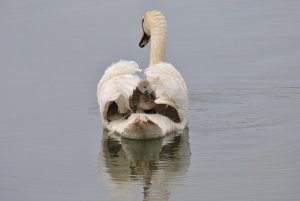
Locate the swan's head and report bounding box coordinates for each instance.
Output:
[137,80,153,98]
[139,10,167,48]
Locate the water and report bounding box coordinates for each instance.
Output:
[1,0,300,201]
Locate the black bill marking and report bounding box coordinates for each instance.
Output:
[139,31,150,48]
[139,19,150,48]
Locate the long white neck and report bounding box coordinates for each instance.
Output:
[149,16,167,66]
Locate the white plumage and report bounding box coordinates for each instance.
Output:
[97,10,188,139]
[97,61,141,125]
[145,62,188,123]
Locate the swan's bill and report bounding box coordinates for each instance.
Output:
[139,31,150,48]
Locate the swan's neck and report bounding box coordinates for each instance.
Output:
[149,19,167,66]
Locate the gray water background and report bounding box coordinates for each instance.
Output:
[1,0,300,200]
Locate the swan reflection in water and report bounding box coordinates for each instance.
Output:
[98,129,191,201]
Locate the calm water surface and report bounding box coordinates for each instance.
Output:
[1,0,300,201]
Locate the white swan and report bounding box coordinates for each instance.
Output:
[97,10,188,139]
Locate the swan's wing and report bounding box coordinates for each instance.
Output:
[145,62,188,123]
[97,60,141,124]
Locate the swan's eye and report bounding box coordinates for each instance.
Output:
[142,19,144,29]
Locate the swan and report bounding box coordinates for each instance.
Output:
[97,10,188,139]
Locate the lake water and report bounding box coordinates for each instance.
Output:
[1,0,300,201]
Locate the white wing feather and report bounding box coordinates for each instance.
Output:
[145,62,188,123]
[97,60,141,125]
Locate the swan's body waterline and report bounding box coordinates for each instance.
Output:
[97,10,188,139]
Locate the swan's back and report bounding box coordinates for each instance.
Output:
[145,62,188,125]
[97,60,141,125]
